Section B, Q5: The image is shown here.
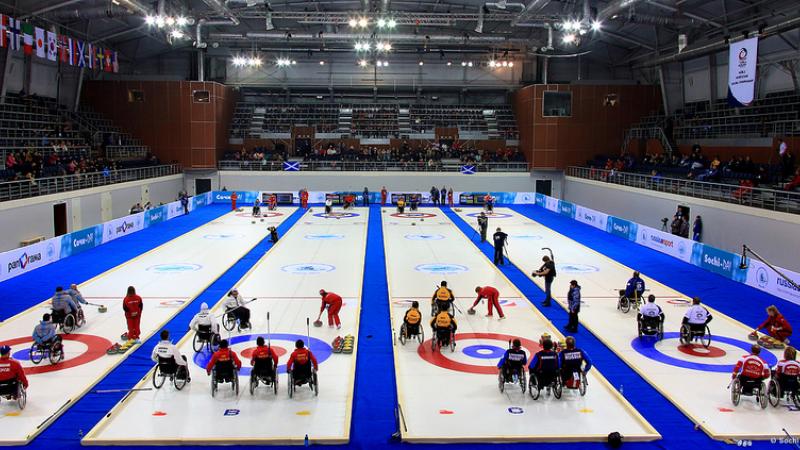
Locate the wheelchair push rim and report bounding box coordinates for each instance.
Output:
[731,378,741,406]
[153,367,166,389]
[16,385,25,410]
[29,344,44,365]
[579,372,588,396]
[528,375,540,400]
[758,382,768,409]
[174,367,188,391]
[49,343,64,365]
[767,379,781,408]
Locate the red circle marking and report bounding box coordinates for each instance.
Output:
[235,212,283,218]
[0,334,112,375]
[239,346,287,359]
[391,212,437,219]
[418,333,541,374]
[678,343,726,358]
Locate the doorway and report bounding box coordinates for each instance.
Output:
[535,180,552,196]
[195,178,212,194]
[53,203,67,236]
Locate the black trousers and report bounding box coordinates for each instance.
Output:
[567,309,579,331]
[494,247,505,265]
[480,228,487,242]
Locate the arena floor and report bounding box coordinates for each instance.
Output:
[0,203,797,450]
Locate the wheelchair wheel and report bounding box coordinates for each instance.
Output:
[62,314,76,334]
[249,374,257,396]
[222,314,236,332]
[767,379,781,407]
[16,385,26,410]
[417,327,425,344]
[528,375,540,400]
[431,335,437,352]
[657,323,664,341]
[637,321,643,338]
[75,309,86,328]
[731,378,741,406]
[579,372,588,397]
[174,367,188,391]
[398,324,407,346]
[758,382,768,409]
[792,391,800,409]
[233,374,239,395]
[153,366,166,389]
[211,376,218,398]
[288,373,294,398]
[679,325,690,346]
[702,327,712,349]
[273,375,279,395]
[29,344,44,365]
[192,333,204,353]
[49,343,64,365]
[498,372,505,393]
[449,334,456,353]
[519,371,527,394]
[312,372,319,397]
[618,296,630,313]
[553,378,563,399]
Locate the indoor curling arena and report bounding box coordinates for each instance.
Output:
[0,1,799,450]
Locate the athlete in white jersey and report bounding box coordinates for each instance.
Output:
[189,302,219,334]
[638,295,664,321]
[151,330,189,368]
[683,297,712,329]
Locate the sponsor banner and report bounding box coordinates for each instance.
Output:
[211,190,538,206]
[535,193,546,208]
[635,225,695,263]
[558,200,576,219]
[691,244,746,282]
[60,224,102,258]
[212,191,259,205]
[144,205,167,227]
[102,213,144,244]
[606,216,638,241]
[0,237,60,282]
[728,37,758,106]
[513,192,536,204]
[167,200,186,220]
[545,196,559,213]
[574,205,608,231]
[744,260,800,306]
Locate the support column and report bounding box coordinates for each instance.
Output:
[657,65,669,114]
[708,53,717,108]
[73,66,85,112]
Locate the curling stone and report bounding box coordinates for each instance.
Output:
[313,320,324,328]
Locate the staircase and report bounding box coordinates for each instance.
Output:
[338,108,352,135]
[250,107,266,137]
[483,109,500,139]
[398,107,412,135]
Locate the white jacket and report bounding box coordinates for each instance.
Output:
[151,340,187,366]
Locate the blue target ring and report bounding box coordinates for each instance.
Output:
[313,212,360,219]
[631,332,779,373]
[466,212,513,218]
[12,348,31,361]
[193,333,332,376]
[462,345,506,359]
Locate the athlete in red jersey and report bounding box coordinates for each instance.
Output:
[732,344,770,385]
[316,289,343,329]
[0,346,28,389]
[468,285,505,318]
[287,339,319,379]
[205,340,242,375]
[122,286,143,341]
[231,192,238,210]
[300,189,309,209]
[250,337,279,368]
[380,186,388,206]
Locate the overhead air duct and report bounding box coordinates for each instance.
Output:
[596,0,643,23]
[200,0,241,25]
[214,31,528,44]
[43,5,136,20]
[513,0,551,25]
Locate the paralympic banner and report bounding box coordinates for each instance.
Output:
[531,192,800,305]
[0,193,212,283]
[728,37,758,106]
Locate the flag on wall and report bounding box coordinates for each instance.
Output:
[112,51,118,73]
[10,18,21,51]
[58,35,72,64]
[21,22,33,55]
[283,161,300,172]
[75,39,85,67]
[0,15,9,48]
[95,46,104,71]
[46,31,56,61]
[34,26,45,58]
[727,37,759,106]
[103,49,112,72]
[86,42,93,69]
[460,165,476,175]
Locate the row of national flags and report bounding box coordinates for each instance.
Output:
[0,14,118,72]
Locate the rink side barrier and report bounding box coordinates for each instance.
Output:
[533,193,800,306]
[210,190,536,206]
[0,192,213,284]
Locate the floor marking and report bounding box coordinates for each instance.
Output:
[295,411,312,416]
[579,408,594,413]
[438,410,454,415]
[152,411,167,416]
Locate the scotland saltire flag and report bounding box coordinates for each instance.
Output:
[283,161,300,172]
[460,165,476,175]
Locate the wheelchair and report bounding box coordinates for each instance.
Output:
[768,373,800,408]
[730,375,768,409]
[0,380,26,410]
[638,315,664,341]
[431,300,455,317]
[192,325,220,353]
[210,360,239,398]
[528,370,562,400]
[498,363,526,394]
[431,328,456,353]
[51,309,78,334]
[29,339,64,365]
[153,356,189,391]
[287,365,318,398]
[249,358,278,396]
[560,370,588,397]
[398,321,424,346]
[679,322,712,348]
[222,308,248,332]
[617,290,643,314]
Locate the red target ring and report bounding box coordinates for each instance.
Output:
[417,333,540,375]
[240,346,288,359]
[678,343,727,358]
[0,334,112,375]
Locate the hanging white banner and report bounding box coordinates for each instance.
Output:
[728,37,758,106]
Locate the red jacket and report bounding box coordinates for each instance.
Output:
[0,357,28,388]
[300,191,309,200]
[477,286,499,301]
[287,348,318,372]
[122,294,143,319]
[206,348,242,374]
[321,293,342,312]
[757,314,792,334]
[733,354,770,379]
[250,345,279,367]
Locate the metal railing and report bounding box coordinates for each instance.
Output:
[218,160,530,172]
[623,127,674,156]
[0,164,182,202]
[106,146,150,159]
[566,166,800,214]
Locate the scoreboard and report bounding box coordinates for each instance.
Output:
[390,193,423,205]
[325,193,359,205]
[459,193,489,205]
[260,192,294,205]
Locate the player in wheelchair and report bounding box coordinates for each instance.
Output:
[559,336,592,396]
[51,286,80,333]
[430,309,457,353]
[496,339,527,393]
[431,282,455,316]
[252,198,261,217]
[286,340,319,398]
[618,271,646,313]
[399,301,424,345]
[249,337,279,395]
[528,339,561,400]
[681,297,713,348]
[0,346,28,410]
[151,330,191,390]
[190,303,221,353]
[205,339,242,397]
[223,289,252,332]
[637,295,665,340]
[30,314,64,365]
[730,344,770,408]
[768,346,800,408]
